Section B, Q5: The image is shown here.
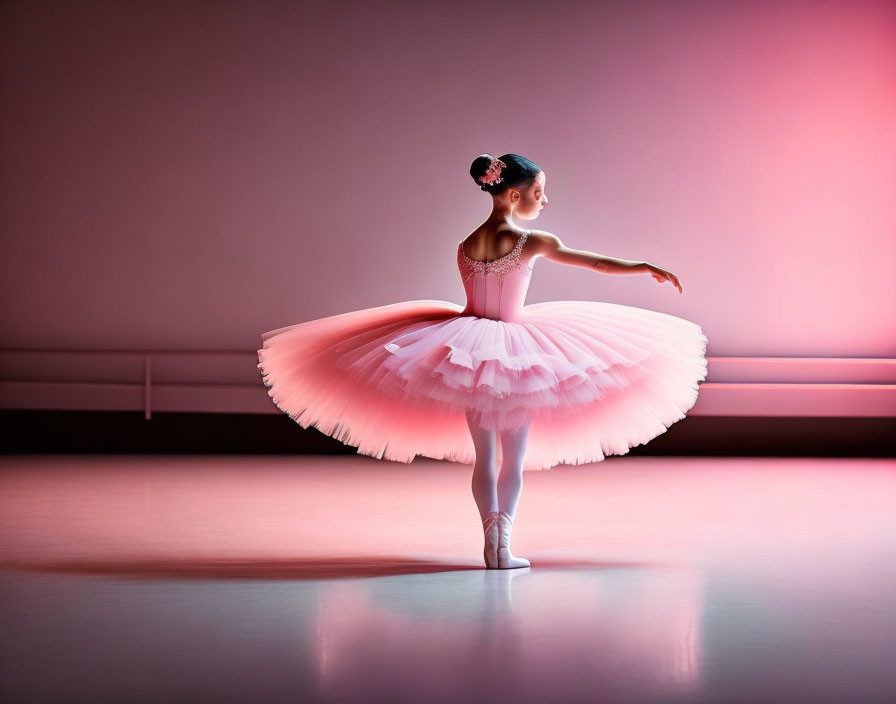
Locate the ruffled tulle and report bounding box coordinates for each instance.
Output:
[257,299,708,471]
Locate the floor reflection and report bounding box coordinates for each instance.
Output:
[0,455,894,703]
[312,567,703,702]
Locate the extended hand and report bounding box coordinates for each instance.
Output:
[647,264,682,294]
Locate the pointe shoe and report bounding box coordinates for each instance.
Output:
[496,511,530,569]
[482,511,500,569]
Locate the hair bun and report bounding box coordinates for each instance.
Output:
[471,153,507,191]
[469,152,541,195]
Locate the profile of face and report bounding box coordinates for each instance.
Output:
[509,170,548,220]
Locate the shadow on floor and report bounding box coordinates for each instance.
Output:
[2,556,675,580]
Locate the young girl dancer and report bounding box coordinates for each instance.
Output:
[258,153,708,570]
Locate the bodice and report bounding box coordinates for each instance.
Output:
[457,230,534,323]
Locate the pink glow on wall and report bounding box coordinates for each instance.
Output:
[0,0,893,356]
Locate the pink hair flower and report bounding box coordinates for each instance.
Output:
[480,157,506,185]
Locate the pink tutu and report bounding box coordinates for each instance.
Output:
[258,230,708,471]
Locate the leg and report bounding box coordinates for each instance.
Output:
[496,419,531,569]
[466,409,501,569]
[497,419,530,520]
[465,408,498,521]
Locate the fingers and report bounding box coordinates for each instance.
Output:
[652,270,683,293]
[667,273,682,294]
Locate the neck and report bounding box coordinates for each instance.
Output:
[484,207,515,229]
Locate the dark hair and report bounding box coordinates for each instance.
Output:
[470,153,541,195]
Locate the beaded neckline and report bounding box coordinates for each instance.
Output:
[458,230,529,265]
[457,230,531,283]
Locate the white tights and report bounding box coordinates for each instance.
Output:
[465,409,530,523]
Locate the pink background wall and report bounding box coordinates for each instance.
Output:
[1,0,894,357]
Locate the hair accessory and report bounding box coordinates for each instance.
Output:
[480,156,506,187]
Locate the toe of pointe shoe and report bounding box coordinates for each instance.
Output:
[497,551,530,569]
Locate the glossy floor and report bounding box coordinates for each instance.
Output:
[1,455,894,703]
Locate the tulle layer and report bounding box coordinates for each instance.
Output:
[257,299,709,471]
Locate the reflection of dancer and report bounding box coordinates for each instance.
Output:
[313,567,702,700]
[257,153,708,570]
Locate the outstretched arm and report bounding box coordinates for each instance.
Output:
[528,231,683,293]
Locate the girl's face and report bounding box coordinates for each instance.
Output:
[512,170,548,220]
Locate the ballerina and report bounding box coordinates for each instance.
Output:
[258,152,708,570]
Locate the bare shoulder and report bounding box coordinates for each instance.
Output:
[522,230,606,270]
[523,229,565,258]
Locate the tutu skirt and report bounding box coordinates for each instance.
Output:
[257,299,709,471]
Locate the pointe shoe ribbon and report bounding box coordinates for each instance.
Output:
[482,511,500,569]
[496,511,531,569]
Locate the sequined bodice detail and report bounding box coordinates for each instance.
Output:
[456,230,534,323]
[457,230,531,283]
